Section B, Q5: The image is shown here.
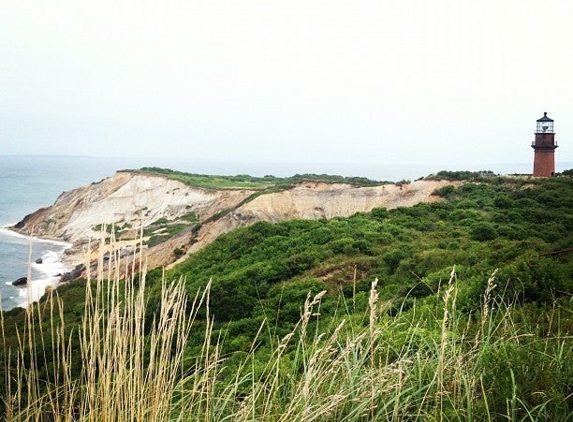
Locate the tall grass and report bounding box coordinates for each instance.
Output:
[1,234,571,421]
[1,230,208,421]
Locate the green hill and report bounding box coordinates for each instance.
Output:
[1,172,572,420]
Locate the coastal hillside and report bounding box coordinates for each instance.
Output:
[2,172,572,420]
[11,169,457,274]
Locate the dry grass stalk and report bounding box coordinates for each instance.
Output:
[368,278,379,419]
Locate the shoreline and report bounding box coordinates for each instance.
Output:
[0,226,74,309]
[0,225,72,248]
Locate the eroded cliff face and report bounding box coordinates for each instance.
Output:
[12,172,459,276]
[14,171,257,242]
[12,171,258,274]
[184,179,457,259]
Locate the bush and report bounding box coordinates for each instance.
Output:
[370,207,389,220]
[432,184,456,199]
[470,222,498,241]
[173,248,185,258]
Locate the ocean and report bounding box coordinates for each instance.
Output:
[0,155,566,310]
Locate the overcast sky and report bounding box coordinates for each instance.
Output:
[1,0,572,177]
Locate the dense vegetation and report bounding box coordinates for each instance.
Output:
[1,173,572,420]
[163,174,572,322]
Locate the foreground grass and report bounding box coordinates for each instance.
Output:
[2,238,571,421]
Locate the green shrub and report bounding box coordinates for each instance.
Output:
[470,222,498,241]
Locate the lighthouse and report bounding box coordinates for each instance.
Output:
[532,112,557,177]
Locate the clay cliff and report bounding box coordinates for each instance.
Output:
[12,171,458,277]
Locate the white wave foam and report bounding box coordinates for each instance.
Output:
[18,249,70,306]
[16,276,62,307]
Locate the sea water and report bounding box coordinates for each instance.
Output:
[0,155,565,310]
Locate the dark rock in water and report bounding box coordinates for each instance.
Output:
[60,264,85,282]
[35,258,43,264]
[12,277,28,286]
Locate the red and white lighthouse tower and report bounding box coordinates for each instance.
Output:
[532,112,557,177]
